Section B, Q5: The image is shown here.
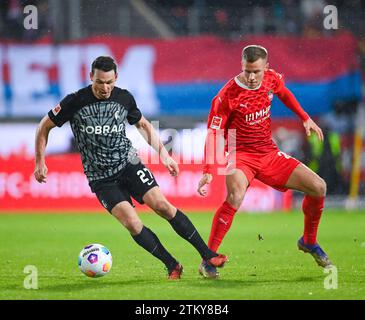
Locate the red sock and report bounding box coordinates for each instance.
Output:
[208,201,237,252]
[302,195,325,245]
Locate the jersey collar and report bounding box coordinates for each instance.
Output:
[234,76,262,90]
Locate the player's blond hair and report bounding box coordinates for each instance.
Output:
[242,45,268,62]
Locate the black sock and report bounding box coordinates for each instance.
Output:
[132,226,178,273]
[169,209,217,260]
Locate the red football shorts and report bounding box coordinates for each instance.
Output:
[227,150,300,192]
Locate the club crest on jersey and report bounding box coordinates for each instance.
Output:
[268,90,273,101]
[210,116,222,129]
[52,105,61,116]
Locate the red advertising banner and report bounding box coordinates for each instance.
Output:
[0,154,292,212]
[0,33,361,118]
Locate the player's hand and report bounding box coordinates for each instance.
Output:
[303,118,324,142]
[34,162,48,183]
[163,156,179,177]
[197,173,213,196]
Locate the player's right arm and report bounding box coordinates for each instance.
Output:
[198,91,232,196]
[34,92,77,183]
[34,113,57,183]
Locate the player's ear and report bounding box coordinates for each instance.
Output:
[241,60,245,71]
[265,62,269,70]
[89,71,94,82]
[115,72,118,81]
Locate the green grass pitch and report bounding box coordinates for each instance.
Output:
[0,209,364,300]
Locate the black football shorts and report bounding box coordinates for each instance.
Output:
[90,161,159,213]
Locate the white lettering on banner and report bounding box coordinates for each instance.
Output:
[0,173,24,199]
[176,172,202,197]
[155,173,176,195]
[181,129,205,165]
[58,44,111,96]
[0,173,6,197]
[0,172,94,200]
[29,173,93,198]
[155,172,206,197]
[7,173,23,199]
[57,45,84,96]
[9,46,51,95]
[1,44,158,116]
[117,45,159,116]
[240,187,276,212]
[9,45,54,116]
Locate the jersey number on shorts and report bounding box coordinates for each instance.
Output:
[137,168,154,185]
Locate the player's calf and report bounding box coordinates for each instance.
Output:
[226,190,245,209]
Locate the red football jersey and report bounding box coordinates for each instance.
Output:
[206,69,285,154]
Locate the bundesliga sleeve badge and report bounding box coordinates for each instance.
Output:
[210,116,222,129]
[52,105,62,116]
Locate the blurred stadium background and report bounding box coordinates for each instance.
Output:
[0,0,364,213]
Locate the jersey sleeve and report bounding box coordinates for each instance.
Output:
[276,86,309,121]
[270,69,285,94]
[203,92,233,174]
[126,92,142,125]
[48,93,78,127]
[206,93,232,131]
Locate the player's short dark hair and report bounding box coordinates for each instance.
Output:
[91,56,117,74]
[242,45,268,62]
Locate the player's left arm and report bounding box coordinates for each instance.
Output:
[276,86,324,141]
[134,116,179,176]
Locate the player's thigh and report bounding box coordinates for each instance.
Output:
[225,168,249,207]
[124,162,175,218]
[285,163,327,196]
[256,150,300,192]
[111,201,143,235]
[94,182,133,213]
[124,162,159,204]
[143,186,175,219]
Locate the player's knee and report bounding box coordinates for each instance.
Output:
[123,217,143,235]
[312,177,327,197]
[152,200,174,218]
[226,190,245,209]
[112,207,143,234]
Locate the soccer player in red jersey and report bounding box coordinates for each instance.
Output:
[197,45,333,278]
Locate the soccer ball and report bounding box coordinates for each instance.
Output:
[78,243,112,278]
